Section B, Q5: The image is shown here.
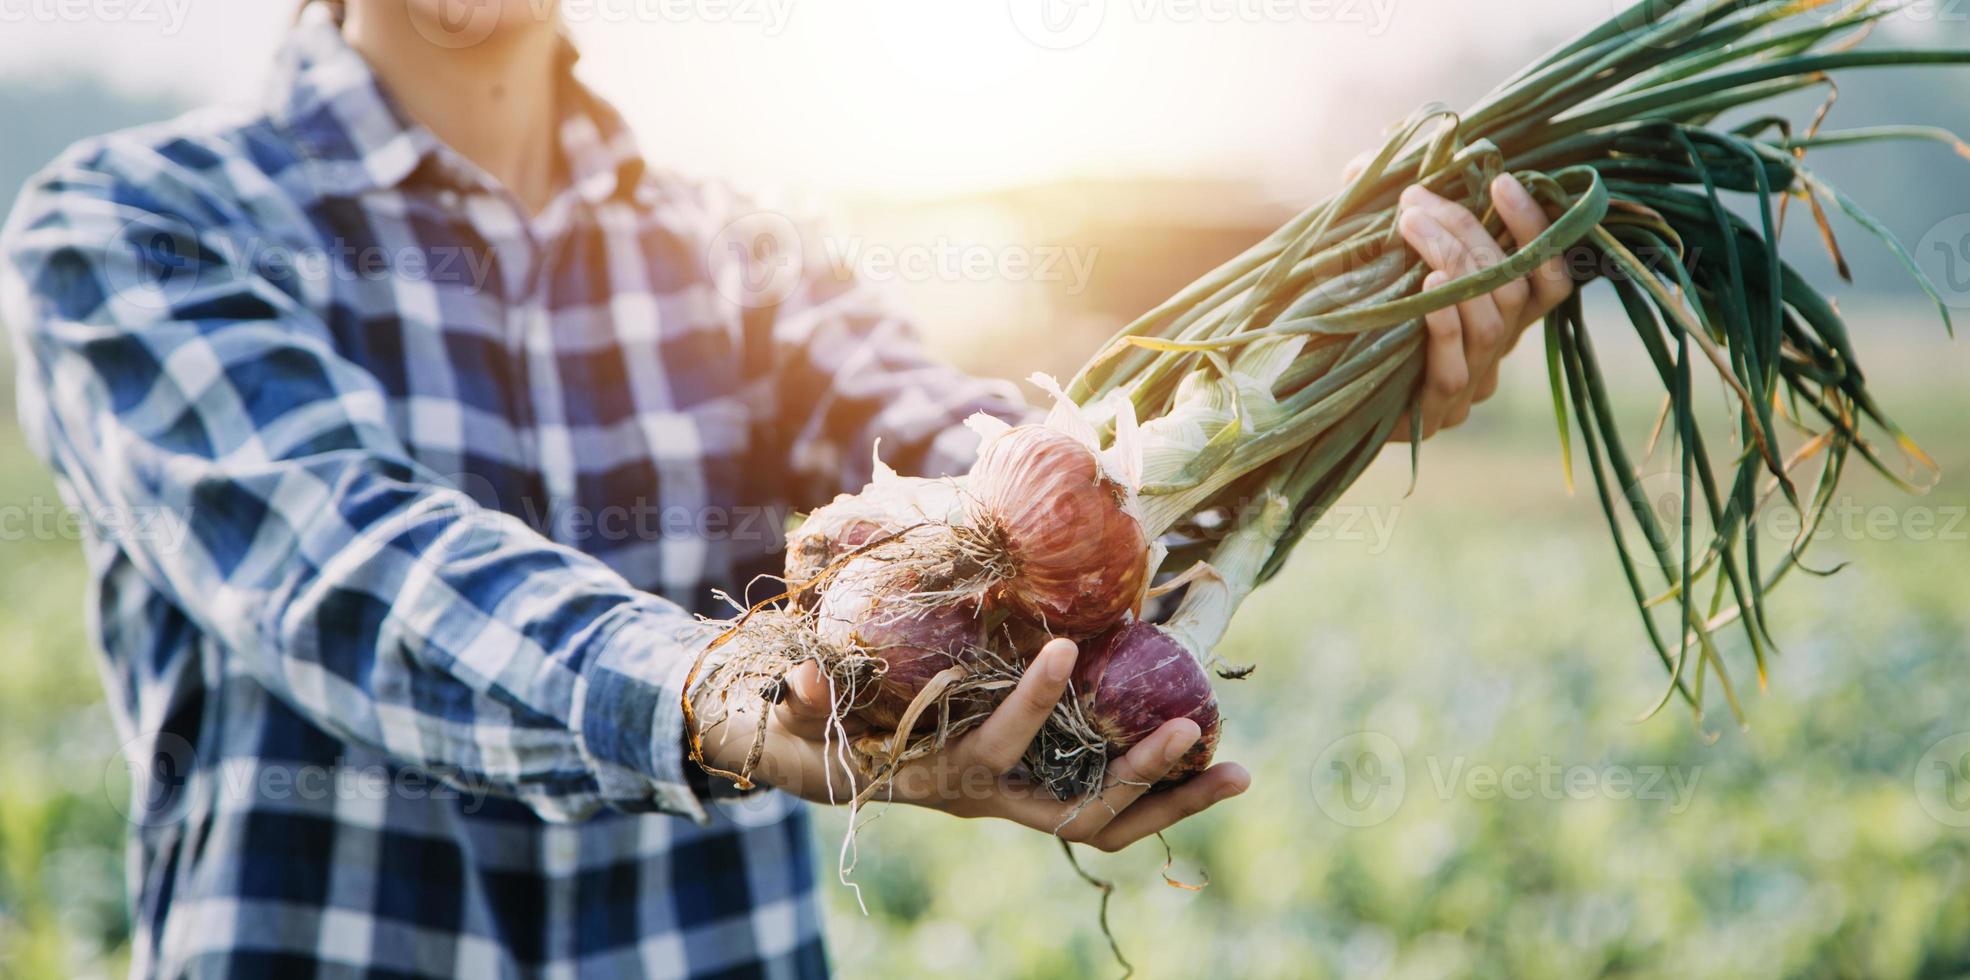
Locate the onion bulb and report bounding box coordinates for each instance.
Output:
[784,473,968,596]
[814,544,984,731]
[972,425,1148,637]
[1072,622,1220,784]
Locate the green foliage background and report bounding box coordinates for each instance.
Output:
[3,306,1967,978]
[5,13,1970,978]
[808,314,1970,980]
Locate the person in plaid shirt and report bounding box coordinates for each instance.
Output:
[2,1,1566,976]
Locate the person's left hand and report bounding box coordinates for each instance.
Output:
[704,638,1249,852]
[1391,174,1576,441]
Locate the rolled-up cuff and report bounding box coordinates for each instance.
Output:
[573,610,723,824]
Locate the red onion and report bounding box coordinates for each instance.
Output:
[972,425,1148,637]
[784,474,966,596]
[784,510,886,589]
[814,550,983,731]
[1073,622,1220,783]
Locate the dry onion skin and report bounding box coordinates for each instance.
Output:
[1074,622,1220,785]
[971,425,1149,637]
[687,392,1173,790]
[1024,621,1222,801]
[812,545,987,733]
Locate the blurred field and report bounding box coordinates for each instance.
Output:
[3,306,1969,979]
[818,301,1970,980]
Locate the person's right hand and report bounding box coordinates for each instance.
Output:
[700,638,1251,851]
[1339,155,1575,442]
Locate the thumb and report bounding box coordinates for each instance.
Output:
[774,662,852,741]
[1342,150,1373,184]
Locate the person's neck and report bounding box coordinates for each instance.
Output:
[341,1,565,215]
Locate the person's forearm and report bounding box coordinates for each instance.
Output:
[4,156,722,823]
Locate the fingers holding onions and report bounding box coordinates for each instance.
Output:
[1074,623,1220,782]
[1021,621,1221,799]
[695,407,1210,804]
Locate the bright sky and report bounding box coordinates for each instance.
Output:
[8,0,1925,199]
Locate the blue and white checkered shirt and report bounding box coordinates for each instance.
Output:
[1,6,1025,976]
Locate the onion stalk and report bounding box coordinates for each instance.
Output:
[687,0,1969,803]
[1064,0,1964,727]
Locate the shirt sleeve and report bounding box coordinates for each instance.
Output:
[728,199,1035,504]
[2,142,721,824]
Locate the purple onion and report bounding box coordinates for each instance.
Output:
[814,555,983,732]
[1072,622,1220,784]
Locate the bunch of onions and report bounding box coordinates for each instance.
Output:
[767,391,1227,796]
[690,0,1968,796]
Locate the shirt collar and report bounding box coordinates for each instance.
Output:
[269,2,646,206]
